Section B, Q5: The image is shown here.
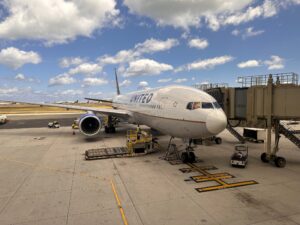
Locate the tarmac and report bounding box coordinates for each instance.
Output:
[0,116,300,225]
[0,114,81,129]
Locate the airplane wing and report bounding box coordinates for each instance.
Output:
[84,97,112,103]
[0,100,130,119]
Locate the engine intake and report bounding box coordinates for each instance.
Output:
[79,113,102,137]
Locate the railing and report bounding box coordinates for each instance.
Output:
[193,83,228,90]
[279,121,300,148]
[237,73,298,87]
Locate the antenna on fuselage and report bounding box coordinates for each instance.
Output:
[115,68,120,96]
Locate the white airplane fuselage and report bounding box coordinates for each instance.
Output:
[112,85,227,139]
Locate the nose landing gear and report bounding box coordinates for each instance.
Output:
[181,139,196,163]
[164,138,197,163]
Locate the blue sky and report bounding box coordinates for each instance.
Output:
[0,0,299,101]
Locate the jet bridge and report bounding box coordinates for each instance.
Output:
[202,73,300,167]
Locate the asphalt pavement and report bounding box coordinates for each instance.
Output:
[0,114,80,129]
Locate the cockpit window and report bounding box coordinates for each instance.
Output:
[202,102,214,109]
[186,102,201,110]
[187,102,216,110]
[186,102,193,110]
[213,102,221,109]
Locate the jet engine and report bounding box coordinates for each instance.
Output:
[78,112,102,137]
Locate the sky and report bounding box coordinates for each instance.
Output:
[0,0,300,102]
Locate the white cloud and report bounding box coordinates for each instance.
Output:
[221,0,280,27]
[264,55,284,70]
[83,77,108,86]
[138,81,149,88]
[233,27,265,39]
[245,28,265,39]
[124,0,300,31]
[0,87,19,95]
[222,4,266,26]
[135,38,179,54]
[15,73,25,80]
[188,38,209,49]
[100,50,138,65]
[14,73,39,83]
[237,60,261,68]
[0,0,119,45]
[99,38,178,66]
[124,59,173,77]
[0,47,41,69]
[177,55,234,71]
[59,89,83,96]
[49,73,76,86]
[59,57,86,68]
[124,0,253,30]
[174,78,188,83]
[158,78,172,83]
[69,63,102,76]
[120,79,132,87]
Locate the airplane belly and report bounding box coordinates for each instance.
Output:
[133,112,210,138]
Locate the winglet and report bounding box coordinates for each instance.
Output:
[115,68,121,96]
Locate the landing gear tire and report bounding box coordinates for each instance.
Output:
[188,152,196,163]
[181,152,189,163]
[105,126,116,133]
[261,153,269,163]
[110,126,116,133]
[104,126,109,133]
[275,157,286,168]
[215,137,222,145]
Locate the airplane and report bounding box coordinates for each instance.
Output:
[1,71,227,162]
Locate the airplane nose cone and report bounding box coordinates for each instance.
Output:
[206,111,227,135]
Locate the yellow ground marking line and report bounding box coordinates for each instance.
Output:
[110,179,129,225]
[192,175,233,182]
[196,181,258,192]
[187,163,211,176]
[0,156,106,181]
[186,163,258,192]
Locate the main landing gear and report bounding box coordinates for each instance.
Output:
[181,139,196,163]
[104,116,117,133]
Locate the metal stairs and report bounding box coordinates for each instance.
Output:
[226,123,245,143]
[279,122,300,148]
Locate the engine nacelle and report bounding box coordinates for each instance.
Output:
[79,113,102,137]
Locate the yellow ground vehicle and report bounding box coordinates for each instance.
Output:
[126,128,154,154]
[72,119,79,129]
[85,127,158,160]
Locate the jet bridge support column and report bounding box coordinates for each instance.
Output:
[261,76,287,167]
[266,75,273,158]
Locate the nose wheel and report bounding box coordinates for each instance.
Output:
[181,140,196,163]
[163,137,197,163]
[181,151,195,163]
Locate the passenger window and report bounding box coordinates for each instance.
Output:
[202,102,213,109]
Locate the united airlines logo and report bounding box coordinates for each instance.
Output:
[130,93,153,103]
